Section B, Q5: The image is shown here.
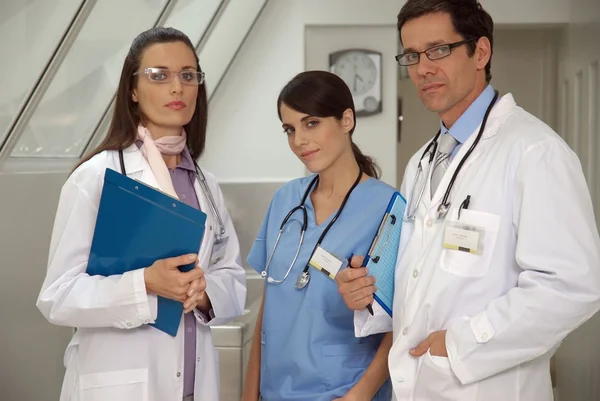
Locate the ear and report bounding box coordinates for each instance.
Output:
[341,108,355,134]
[475,37,492,72]
[132,89,139,103]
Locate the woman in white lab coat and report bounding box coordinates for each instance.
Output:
[36,27,246,401]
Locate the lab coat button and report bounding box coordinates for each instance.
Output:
[481,333,488,340]
[402,327,408,335]
[426,219,433,227]
[126,322,132,327]
[412,270,419,278]
[176,372,181,377]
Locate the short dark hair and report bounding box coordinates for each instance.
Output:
[277,71,381,179]
[397,0,494,82]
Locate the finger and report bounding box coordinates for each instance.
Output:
[352,294,374,310]
[350,255,365,268]
[409,337,431,357]
[183,266,205,282]
[167,253,197,269]
[343,266,369,282]
[348,284,376,303]
[184,292,199,310]
[187,279,198,296]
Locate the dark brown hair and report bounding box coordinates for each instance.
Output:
[397,0,494,82]
[276,70,380,179]
[74,27,207,171]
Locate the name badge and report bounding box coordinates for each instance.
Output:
[209,236,229,266]
[309,245,345,280]
[443,222,484,254]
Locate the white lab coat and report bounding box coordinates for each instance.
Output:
[37,144,246,401]
[355,94,600,401]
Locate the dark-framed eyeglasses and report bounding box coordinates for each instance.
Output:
[134,67,205,86]
[395,38,478,67]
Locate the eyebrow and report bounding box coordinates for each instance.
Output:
[403,40,447,53]
[281,115,315,128]
[148,65,197,70]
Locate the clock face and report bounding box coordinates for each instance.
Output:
[332,51,378,96]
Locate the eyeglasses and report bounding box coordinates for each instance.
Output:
[395,38,477,66]
[134,67,205,86]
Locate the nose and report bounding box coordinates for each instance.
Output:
[170,74,183,94]
[293,128,309,148]
[416,54,437,77]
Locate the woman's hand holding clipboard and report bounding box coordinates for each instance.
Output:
[335,254,376,315]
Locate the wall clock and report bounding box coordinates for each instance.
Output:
[329,48,383,117]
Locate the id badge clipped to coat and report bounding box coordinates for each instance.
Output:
[209,236,229,266]
[308,245,347,280]
[443,221,485,254]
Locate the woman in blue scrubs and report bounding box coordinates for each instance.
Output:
[242,71,395,401]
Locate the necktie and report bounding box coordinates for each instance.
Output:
[430,133,458,197]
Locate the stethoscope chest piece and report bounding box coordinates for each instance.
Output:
[295,271,310,289]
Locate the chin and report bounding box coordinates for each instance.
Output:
[302,160,325,175]
[421,96,449,114]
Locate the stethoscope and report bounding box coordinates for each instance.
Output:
[405,90,499,221]
[261,167,363,289]
[118,149,226,238]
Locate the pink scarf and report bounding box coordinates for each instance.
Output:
[136,125,187,198]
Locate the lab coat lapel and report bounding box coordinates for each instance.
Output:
[428,93,513,208]
[193,175,213,263]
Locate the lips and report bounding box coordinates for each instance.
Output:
[165,101,186,110]
[421,83,444,93]
[301,150,319,160]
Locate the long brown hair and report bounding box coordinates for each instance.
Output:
[276,70,380,178]
[74,27,207,171]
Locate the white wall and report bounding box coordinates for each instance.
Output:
[202,0,574,183]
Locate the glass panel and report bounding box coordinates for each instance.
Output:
[10,0,169,158]
[0,0,83,147]
[164,0,222,45]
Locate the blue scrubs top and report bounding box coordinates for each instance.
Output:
[247,175,395,401]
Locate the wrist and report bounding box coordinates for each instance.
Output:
[347,381,375,401]
[196,292,212,315]
[143,267,155,294]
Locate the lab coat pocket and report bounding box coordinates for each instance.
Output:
[440,209,500,277]
[321,341,377,391]
[412,352,477,401]
[79,368,148,401]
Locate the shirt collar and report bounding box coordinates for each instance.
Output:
[440,84,496,144]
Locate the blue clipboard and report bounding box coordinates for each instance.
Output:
[87,168,207,336]
[363,192,406,317]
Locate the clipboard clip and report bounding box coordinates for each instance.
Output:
[370,213,397,264]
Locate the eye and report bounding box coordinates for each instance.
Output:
[283,127,294,135]
[405,53,419,63]
[428,45,450,57]
[180,71,195,82]
[306,120,319,128]
[149,70,169,81]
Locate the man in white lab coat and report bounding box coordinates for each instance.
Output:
[336,1,600,400]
